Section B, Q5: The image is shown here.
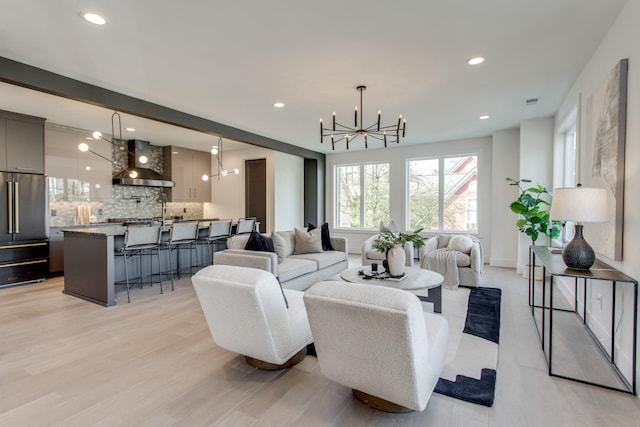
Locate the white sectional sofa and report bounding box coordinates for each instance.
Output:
[212,230,348,291]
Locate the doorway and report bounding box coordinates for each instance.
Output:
[245,158,266,233]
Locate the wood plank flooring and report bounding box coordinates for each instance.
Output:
[1,260,640,426]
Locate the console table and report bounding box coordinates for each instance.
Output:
[529,246,637,394]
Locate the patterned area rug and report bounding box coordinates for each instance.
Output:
[421,287,501,407]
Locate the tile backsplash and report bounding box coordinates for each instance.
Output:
[49,140,204,226]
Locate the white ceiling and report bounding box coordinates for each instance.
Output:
[0,0,627,154]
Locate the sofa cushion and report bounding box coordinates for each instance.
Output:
[428,250,471,267]
[437,234,451,248]
[307,222,334,251]
[448,235,474,253]
[289,251,347,270]
[227,234,250,249]
[271,230,295,263]
[277,258,318,282]
[245,231,275,253]
[294,227,323,254]
[365,249,386,260]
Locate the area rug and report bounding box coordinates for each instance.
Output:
[420,287,501,407]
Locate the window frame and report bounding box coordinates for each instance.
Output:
[333,161,390,230]
[405,153,478,233]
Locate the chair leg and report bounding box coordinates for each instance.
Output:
[123,252,131,303]
[167,246,175,291]
[156,247,163,294]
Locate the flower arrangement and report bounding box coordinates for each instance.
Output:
[373,228,426,254]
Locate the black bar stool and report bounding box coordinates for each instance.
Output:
[116,225,163,303]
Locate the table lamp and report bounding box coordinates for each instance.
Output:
[549,185,608,270]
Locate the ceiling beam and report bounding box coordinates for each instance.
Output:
[0,56,324,161]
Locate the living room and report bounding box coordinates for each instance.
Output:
[2,0,640,425]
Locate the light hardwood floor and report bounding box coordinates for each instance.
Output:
[1,258,639,426]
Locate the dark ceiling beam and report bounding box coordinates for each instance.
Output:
[0,56,324,161]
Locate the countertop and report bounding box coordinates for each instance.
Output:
[62,223,210,237]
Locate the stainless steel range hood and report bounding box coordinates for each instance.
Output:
[112,139,174,188]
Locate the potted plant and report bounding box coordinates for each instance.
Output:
[506,177,561,278]
[373,228,426,277]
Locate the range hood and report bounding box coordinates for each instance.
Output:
[112,139,174,188]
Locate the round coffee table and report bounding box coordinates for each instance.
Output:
[340,266,443,313]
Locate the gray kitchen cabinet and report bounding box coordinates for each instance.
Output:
[163,146,211,202]
[49,229,64,274]
[0,110,45,173]
[45,126,112,202]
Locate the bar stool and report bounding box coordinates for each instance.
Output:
[200,219,232,266]
[116,225,163,303]
[236,217,256,234]
[163,221,200,288]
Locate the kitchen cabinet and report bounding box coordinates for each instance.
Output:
[0,110,45,173]
[45,125,112,201]
[163,146,211,202]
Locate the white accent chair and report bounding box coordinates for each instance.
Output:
[419,234,483,289]
[192,265,313,369]
[303,281,449,412]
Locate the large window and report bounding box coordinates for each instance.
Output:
[335,163,389,229]
[407,155,477,232]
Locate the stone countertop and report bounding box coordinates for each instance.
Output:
[62,223,210,237]
[62,226,128,236]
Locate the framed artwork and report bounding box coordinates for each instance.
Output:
[583,58,628,260]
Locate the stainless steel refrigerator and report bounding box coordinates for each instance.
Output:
[0,172,49,286]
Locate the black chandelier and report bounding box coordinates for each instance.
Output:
[320,85,406,150]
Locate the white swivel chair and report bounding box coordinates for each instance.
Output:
[304,281,449,412]
[192,265,313,369]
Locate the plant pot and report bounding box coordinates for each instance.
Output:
[387,245,406,277]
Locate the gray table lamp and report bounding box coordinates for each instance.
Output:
[549,185,608,270]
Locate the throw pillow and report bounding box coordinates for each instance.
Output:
[379,220,398,234]
[244,230,275,253]
[271,231,291,263]
[294,227,323,254]
[448,235,474,253]
[307,222,334,251]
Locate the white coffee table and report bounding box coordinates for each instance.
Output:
[340,266,444,313]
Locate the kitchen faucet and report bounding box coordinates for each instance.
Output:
[161,193,167,225]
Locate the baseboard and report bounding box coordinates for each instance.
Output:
[489,258,516,268]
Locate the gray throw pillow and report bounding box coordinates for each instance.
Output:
[294,227,323,254]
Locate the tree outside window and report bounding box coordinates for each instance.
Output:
[408,155,477,231]
[335,163,389,229]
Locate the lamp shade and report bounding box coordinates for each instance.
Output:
[550,187,608,223]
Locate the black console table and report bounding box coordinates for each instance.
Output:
[529,246,637,394]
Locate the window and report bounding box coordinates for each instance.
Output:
[335,163,389,229]
[407,155,477,231]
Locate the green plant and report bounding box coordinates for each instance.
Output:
[506,177,561,245]
[373,228,426,254]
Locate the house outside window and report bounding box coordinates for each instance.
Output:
[407,155,478,232]
[335,162,389,229]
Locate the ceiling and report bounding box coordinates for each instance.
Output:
[0,0,627,154]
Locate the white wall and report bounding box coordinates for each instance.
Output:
[326,136,492,256]
[517,117,555,270]
[273,151,304,230]
[490,128,520,267]
[555,0,640,391]
[206,146,275,231]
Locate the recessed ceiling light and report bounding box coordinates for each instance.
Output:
[273,102,285,108]
[82,12,106,25]
[126,127,135,132]
[467,57,485,65]
[479,115,490,120]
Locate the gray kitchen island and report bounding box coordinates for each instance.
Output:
[63,225,209,306]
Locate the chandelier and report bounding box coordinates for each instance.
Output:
[320,85,406,150]
[202,137,240,181]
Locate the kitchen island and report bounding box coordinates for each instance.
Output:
[63,224,210,306]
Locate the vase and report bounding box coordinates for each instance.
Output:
[387,245,406,277]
